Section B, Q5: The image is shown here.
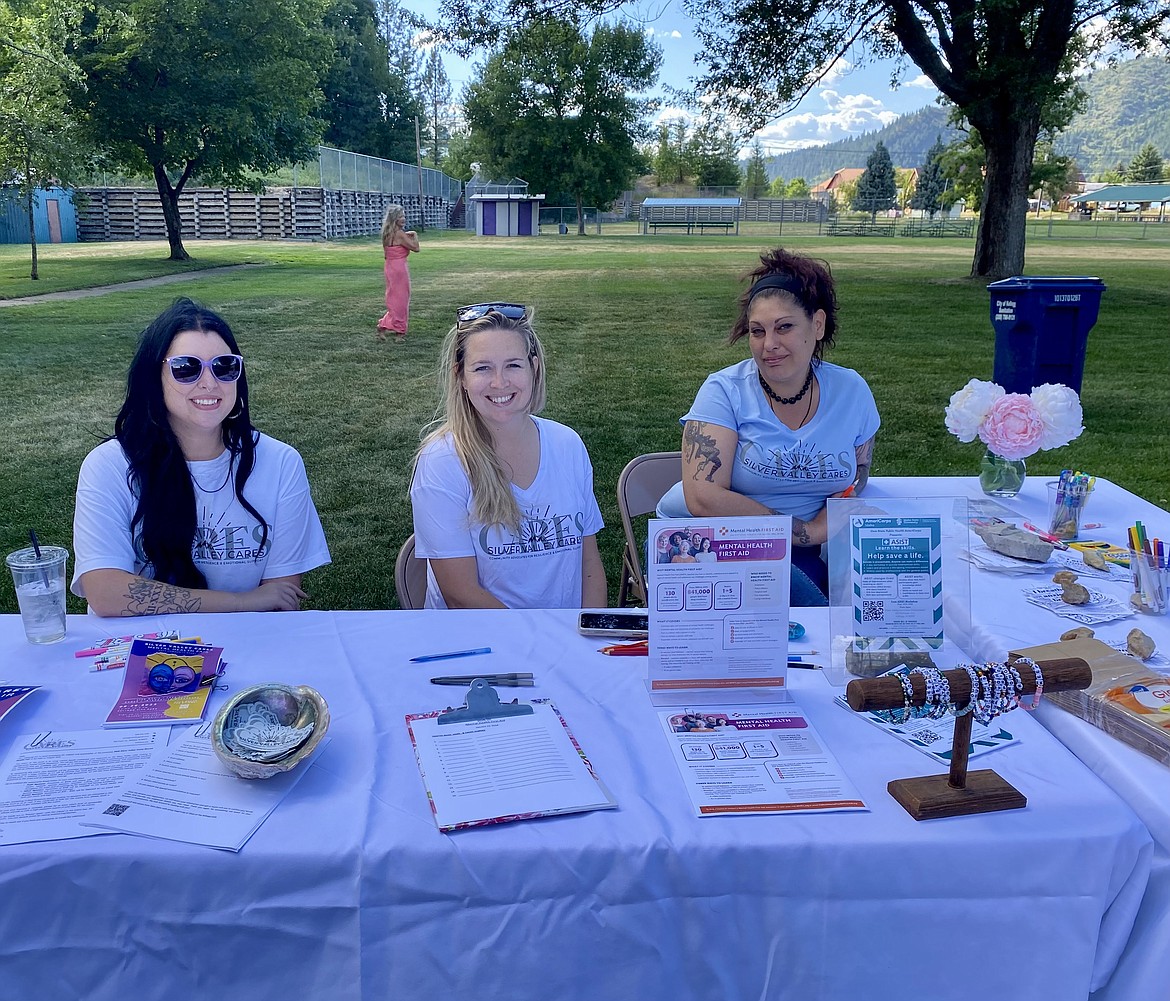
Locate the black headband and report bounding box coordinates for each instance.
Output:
[747,273,805,302]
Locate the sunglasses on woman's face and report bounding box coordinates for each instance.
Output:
[166,354,244,384]
[456,302,527,326]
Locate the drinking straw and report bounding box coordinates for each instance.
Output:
[27,529,50,587]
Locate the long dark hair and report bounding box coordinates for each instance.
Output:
[113,297,268,588]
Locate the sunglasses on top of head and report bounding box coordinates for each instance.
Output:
[165,354,244,384]
[456,302,527,326]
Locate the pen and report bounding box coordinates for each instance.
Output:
[410,647,492,663]
[430,673,533,686]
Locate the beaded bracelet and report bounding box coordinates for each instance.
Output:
[953,664,981,719]
[910,666,951,720]
[874,670,915,725]
[1014,656,1044,710]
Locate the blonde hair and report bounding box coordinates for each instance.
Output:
[416,309,547,531]
[380,204,405,246]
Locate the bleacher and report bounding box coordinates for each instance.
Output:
[898,219,975,238]
[641,198,740,235]
[824,218,896,237]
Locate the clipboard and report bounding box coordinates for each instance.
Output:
[437,678,535,725]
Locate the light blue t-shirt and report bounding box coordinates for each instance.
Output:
[659,358,880,521]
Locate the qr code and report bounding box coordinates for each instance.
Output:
[102,803,130,817]
[915,729,943,744]
[862,600,885,622]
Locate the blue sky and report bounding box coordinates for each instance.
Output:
[407,0,942,153]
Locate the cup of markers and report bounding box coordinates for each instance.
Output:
[1047,470,1094,541]
[1128,522,1168,615]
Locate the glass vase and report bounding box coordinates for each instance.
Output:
[979,450,1026,498]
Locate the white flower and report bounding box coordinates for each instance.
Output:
[1030,383,1084,450]
[945,379,1005,442]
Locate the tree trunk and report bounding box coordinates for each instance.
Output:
[970,116,1038,279]
[576,192,585,236]
[25,187,38,281]
[153,163,190,261]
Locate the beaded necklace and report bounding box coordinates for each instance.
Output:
[758,366,814,406]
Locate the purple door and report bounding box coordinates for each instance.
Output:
[482,201,497,236]
[517,203,532,236]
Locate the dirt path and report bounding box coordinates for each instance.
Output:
[0,264,265,307]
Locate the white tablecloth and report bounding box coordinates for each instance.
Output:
[0,600,1153,1001]
[864,475,1170,1001]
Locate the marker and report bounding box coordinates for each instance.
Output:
[430,673,533,686]
[409,646,492,663]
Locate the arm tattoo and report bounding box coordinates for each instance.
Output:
[123,579,202,616]
[791,518,813,546]
[683,422,723,483]
[854,436,875,492]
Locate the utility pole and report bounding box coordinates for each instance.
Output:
[414,117,426,231]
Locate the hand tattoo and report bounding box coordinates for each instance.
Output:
[684,421,723,483]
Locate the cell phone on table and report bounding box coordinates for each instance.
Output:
[578,610,649,639]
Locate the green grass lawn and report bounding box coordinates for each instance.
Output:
[2,231,1168,614]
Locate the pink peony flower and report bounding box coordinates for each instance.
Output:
[977,394,1046,460]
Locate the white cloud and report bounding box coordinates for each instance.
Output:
[643,26,683,39]
[906,74,937,89]
[753,92,900,148]
[817,58,853,87]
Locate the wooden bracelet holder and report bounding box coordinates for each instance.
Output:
[845,657,1091,820]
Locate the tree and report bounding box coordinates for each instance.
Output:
[433,0,1170,278]
[786,177,810,199]
[462,16,660,234]
[419,47,452,166]
[741,140,769,199]
[0,0,88,278]
[687,120,740,189]
[321,0,419,161]
[942,125,1078,216]
[1126,142,1165,182]
[652,119,687,186]
[1031,141,1077,209]
[767,175,787,198]
[852,141,896,218]
[910,137,947,218]
[70,0,332,261]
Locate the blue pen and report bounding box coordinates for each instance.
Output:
[409,646,492,663]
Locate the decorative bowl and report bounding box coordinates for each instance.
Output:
[211,683,329,780]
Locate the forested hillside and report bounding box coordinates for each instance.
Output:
[764,56,1170,184]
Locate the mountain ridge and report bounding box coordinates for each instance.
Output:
[762,56,1170,185]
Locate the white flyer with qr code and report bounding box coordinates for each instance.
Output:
[849,516,944,649]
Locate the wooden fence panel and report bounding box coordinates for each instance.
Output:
[75,186,457,242]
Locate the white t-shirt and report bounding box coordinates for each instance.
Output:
[72,434,331,597]
[658,358,880,521]
[410,417,604,609]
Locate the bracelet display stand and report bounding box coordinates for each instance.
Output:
[845,657,1091,820]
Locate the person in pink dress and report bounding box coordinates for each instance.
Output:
[376,204,420,343]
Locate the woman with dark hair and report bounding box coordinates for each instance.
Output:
[71,298,331,616]
[410,303,606,609]
[657,248,879,605]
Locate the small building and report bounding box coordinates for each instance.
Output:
[464,175,544,237]
[810,168,865,206]
[0,185,78,244]
[1069,182,1170,221]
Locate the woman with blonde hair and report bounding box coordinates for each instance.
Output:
[376,203,420,342]
[409,303,607,608]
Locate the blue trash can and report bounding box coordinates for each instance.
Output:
[987,276,1106,394]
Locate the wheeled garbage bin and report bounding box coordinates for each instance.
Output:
[987,276,1106,394]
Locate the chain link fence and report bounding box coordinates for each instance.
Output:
[317,146,462,203]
